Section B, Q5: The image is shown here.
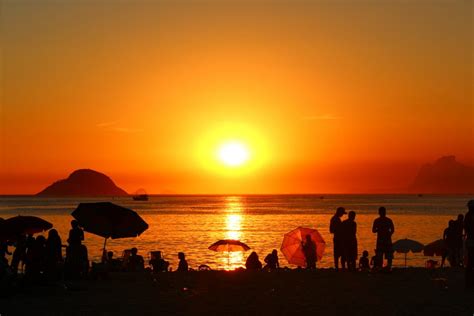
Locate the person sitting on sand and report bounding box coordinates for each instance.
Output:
[359,250,370,271]
[263,249,279,271]
[302,235,317,269]
[370,249,381,270]
[330,207,346,270]
[105,251,121,272]
[150,251,169,272]
[177,252,188,272]
[245,251,262,270]
[127,247,144,272]
[372,207,395,271]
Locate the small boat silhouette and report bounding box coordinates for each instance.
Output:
[132,188,149,201]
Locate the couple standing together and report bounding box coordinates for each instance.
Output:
[330,206,394,271]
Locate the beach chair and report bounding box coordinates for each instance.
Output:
[198,264,212,271]
[425,259,438,269]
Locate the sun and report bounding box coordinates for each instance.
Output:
[217,141,250,167]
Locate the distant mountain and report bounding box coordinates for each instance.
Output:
[411,156,474,194]
[37,169,128,196]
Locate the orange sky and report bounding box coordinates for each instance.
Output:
[0,0,473,194]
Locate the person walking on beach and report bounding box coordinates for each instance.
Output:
[302,234,317,269]
[372,207,395,271]
[330,207,346,270]
[465,200,474,289]
[341,211,358,271]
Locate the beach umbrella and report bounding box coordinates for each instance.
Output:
[208,239,250,268]
[393,238,424,267]
[0,215,53,241]
[280,227,326,267]
[71,202,148,250]
[423,239,447,257]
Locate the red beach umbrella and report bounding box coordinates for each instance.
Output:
[208,239,251,252]
[281,226,326,267]
[209,239,250,269]
[423,239,447,257]
[0,215,53,241]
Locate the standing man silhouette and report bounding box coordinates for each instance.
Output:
[302,234,317,269]
[372,207,395,271]
[465,200,474,289]
[330,207,346,270]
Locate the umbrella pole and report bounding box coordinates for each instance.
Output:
[405,253,407,268]
[103,237,108,251]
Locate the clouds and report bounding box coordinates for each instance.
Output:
[96,121,144,133]
[302,114,342,121]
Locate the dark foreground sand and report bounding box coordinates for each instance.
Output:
[1,268,473,316]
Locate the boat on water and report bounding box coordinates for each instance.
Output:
[132,188,149,201]
[133,194,149,201]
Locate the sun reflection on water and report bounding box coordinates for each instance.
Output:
[221,196,246,270]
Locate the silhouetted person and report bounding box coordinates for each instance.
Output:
[465,200,474,289]
[45,229,63,280]
[302,234,317,269]
[105,251,121,272]
[245,251,262,270]
[264,249,279,271]
[330,207,346,270]
[65,221,87,280]
[10,234,27,274]
[359,250,370,271]
[341,211,358,271]
[0,241,11,262]
[456,214,465,266]
[68,220,84,247]
[150,251,169,272]
[443,220,458,267]
[372,207,394,270]
[177,252,188,272]
[127,247,144,272]
[0,247,9,278]
[25,236,46,282]
[370,250,381,270]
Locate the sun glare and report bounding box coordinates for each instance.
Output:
[218,142,250,167]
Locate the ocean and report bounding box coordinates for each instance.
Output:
[0,195,471,270]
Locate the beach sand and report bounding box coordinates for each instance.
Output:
[1,268,473,315]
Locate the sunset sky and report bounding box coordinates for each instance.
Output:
[1,0,472,194]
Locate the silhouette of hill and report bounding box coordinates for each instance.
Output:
[411,156,474,194]
[37,169,128,196]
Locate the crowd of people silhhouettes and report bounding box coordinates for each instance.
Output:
[1,200,474,290]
